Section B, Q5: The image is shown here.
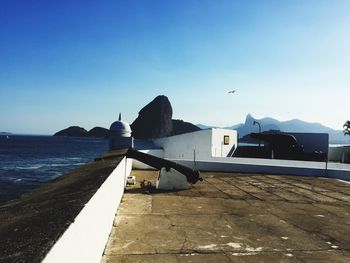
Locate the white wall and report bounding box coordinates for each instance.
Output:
[43,158,132,263]
[153,129,212,160]
[174,157,350,181]
[211,129,237,157]
[152,128,237,161]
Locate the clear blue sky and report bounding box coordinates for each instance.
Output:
[0,0,349,134]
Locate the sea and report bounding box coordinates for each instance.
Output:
[0,135,109,204]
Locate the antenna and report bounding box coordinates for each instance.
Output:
[118,112,122,121]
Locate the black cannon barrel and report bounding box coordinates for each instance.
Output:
[126,148,202,184]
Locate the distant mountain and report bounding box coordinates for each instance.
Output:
[172,120,201,136]
[54,126,88,137]
[196,124,218,130]
[0,132,13,135]
[206,114,348,144]
[54,126,109,138]
[131,95,201,139]
[131,95,173,139]
[54,96,200,139]
[86,127,109,138]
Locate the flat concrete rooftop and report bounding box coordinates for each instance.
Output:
[103,171,350,262]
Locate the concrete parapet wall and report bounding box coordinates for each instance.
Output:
[175,157,350,181]
[43,157,132,263]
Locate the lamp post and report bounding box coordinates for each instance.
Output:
[253,120,261,146]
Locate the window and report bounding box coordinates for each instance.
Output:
[224,135,229,145]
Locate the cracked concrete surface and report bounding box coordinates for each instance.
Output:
[102,171,350,262]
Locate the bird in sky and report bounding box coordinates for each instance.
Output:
[228,90,236,93]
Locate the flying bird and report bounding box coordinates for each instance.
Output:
[228,90,236,94]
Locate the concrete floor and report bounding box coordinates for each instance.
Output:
[102,170,350,262]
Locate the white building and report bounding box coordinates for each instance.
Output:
[153,128,237,160]
[132,128,237,169]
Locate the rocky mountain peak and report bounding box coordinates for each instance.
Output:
[131,95,173,139]
[245,113,255,125]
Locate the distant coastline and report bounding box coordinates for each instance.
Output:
[54,126,109,138]
[0,132,13,135]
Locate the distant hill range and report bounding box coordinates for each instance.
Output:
[54,126,109,138]
[54,95,200,139]
[54,97,347,143]
[196,124,218,130]
[198,114,348,144]
[172,119,201,136]
[0,132,13,135]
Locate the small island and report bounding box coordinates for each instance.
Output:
[54,126,109,138]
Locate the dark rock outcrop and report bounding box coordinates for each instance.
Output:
[86,127,109,138]
[54,126,87,137]
[131,95,173,139]
[172,120,201,136]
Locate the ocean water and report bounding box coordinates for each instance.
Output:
[0,135,109,204]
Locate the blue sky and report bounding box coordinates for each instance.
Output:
[0,0,349,134]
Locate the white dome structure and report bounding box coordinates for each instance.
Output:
[109,113,133,151]
[109,121,131,137]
